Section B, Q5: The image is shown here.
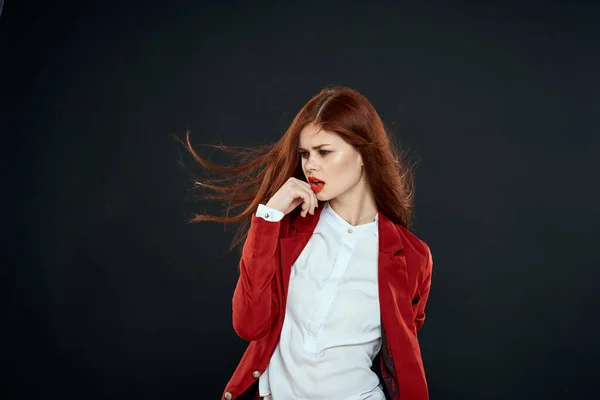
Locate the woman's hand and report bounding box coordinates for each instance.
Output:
[265,177,318,217]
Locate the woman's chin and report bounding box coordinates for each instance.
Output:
[315,191,330,201]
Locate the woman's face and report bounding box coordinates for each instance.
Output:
[298,123,364,201]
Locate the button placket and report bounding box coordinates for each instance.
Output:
[302,234,356,354]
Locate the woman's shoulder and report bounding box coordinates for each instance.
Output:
[396,224,432,259]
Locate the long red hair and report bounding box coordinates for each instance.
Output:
[178,86,416,252]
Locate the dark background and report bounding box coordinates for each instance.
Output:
[3,1,599,399]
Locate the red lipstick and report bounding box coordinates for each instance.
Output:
[309,176,326,193]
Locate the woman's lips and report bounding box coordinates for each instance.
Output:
[310,182,325,193]
[309,178,325,193]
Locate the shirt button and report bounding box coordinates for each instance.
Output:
[224,392,233,400]
[348,228,353,233]
[252,370,261,378]
[265,213,270,218]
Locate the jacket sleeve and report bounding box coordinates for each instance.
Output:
[414,245,433,332]
[231,213,284,341]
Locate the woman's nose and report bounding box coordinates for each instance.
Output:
[305,157,318,171]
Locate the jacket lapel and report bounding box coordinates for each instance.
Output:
[378,211,413,332]
[379,212,429,399]
[279,204,325,298]
[377,211,408,286]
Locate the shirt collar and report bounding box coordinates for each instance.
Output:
[317,202,379,238]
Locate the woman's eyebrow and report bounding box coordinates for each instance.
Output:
[298,144,331,151]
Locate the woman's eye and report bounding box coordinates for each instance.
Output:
[299,150,329,159]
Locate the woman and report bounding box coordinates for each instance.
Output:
[183,86,433,400]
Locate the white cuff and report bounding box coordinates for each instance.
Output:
[256,204,285,222]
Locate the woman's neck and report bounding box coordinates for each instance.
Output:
[328,179,378,227]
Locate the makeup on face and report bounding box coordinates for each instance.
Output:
[298,124,363,199]
[309,176,326,192]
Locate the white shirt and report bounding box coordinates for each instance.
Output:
[255,202,384,400]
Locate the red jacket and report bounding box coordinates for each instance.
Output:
[222,204,433,400]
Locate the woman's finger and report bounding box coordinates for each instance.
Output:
[291,181,314,217]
